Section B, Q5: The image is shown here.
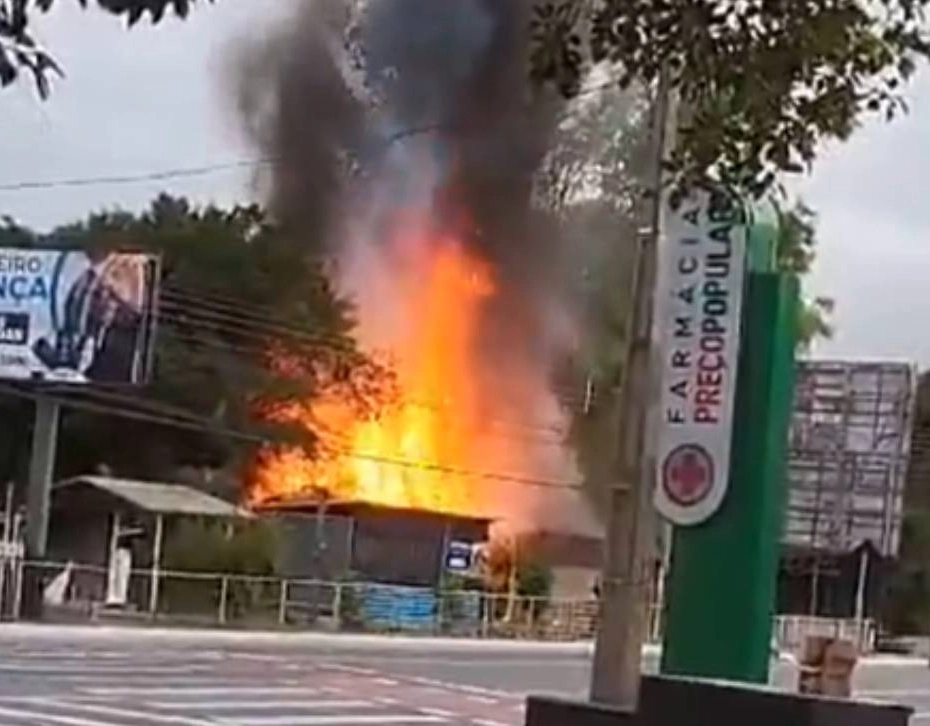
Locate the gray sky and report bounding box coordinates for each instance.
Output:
[1,2,927,365]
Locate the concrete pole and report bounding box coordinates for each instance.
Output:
[22,396,60,619]
[0,482,11,617]
[589,70,673,708]
[25,396,60,561]
[149,513,164,617]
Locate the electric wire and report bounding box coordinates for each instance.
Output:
[0,382,585,491]
[0,78,640,193]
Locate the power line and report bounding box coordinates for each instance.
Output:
[0,159,274,192]
[156,324,574,445]
[157,285,601,413]
[0,79,633,193]
[0,382,585,492]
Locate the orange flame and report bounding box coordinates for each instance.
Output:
[249,222,507,517]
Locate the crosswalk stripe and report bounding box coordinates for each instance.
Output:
[0,663,205,673]
[4,698,212,726]
[215,717,448,726]
[148,700,371,711]
[83,686,314,697]
[58,675,236,684]
[0,703,122,726]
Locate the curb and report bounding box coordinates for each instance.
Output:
[0,622,598,653]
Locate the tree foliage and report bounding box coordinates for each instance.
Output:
[0,195,369,498]
[0,0,211,97]
[539,85,649,514]
[774,200,835,351]
[530,0,928,194]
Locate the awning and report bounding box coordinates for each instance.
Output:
[53,475,248,518]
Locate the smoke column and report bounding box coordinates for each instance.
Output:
[236,0,580,524]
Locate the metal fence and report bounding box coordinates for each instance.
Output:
[2,560,604,640]
[0,559,876,652]
[773,614,877,654]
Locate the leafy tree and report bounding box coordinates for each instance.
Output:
[774,200,835,351]
[539,85,648,513]
[530,0,928,194]
[0,194,371,497]
[0,0,212,97]
[542,86,834,514]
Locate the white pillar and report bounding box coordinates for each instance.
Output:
[148,514,164,616]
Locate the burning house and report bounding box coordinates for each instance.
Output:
[234,0,591,577]
[263,500,491,587]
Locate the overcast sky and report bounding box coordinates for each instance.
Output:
[1,2,927,366]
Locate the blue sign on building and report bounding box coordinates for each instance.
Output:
[444,540,474,573]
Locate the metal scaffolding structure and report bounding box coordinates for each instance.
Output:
[785,359,916,558]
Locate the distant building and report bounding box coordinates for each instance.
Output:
[259,500,491,588]
[778,359,916,619]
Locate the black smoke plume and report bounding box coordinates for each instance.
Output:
[236,0,568,324]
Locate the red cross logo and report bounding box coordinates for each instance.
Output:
[662,444,714,507]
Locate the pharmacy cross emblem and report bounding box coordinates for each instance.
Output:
[661,443,714,507]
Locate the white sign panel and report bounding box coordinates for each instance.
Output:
[653,187,748,526]
[0,248,159,384]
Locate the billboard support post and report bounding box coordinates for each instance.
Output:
[22,394,60,619]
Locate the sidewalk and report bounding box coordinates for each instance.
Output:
[2,621,918,666]
[0,621,603,654]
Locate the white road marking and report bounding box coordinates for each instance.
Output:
[0,663,205,673]
[472,720,509,726]
[12,698,212,726]
[215,716,447,726]
[149,700,371,711]
[467,695,498,705]
[0,703,122,726]
[58,675,235,685]
[420,707,457,718]
[83,685,315,697]
[229,653,283,662]
[374,678,399,686]
[325,664,378,676]
[912,713,930,721]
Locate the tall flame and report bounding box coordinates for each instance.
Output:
[249,218,511,516]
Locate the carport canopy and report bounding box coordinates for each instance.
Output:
[52,475,248,518]
[52,475,249,613]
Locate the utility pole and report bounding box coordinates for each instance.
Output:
[22,394,61,619]
[589,72,675,708]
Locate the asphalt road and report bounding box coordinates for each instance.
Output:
[0,625,926,724]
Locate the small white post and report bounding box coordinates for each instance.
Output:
[148,514,164,617]
[218,576,229,625]
[278,579,289,625]
[853,547,869,647]
[332,582,342,627]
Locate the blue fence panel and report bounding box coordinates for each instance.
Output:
[360,584,437,631]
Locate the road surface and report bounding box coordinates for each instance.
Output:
[0,625,925,724]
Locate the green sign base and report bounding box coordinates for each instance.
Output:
[660,272,799,682]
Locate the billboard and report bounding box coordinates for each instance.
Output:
[785,360,915,557]
[653,186,748,526]
[0,248,159,384]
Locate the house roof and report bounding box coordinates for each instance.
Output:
[257,497,494,526]
[53,476,248,518]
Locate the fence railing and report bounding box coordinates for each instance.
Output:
[772,614,877,654]
[0,559,877,652]
[2,560,605,640]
